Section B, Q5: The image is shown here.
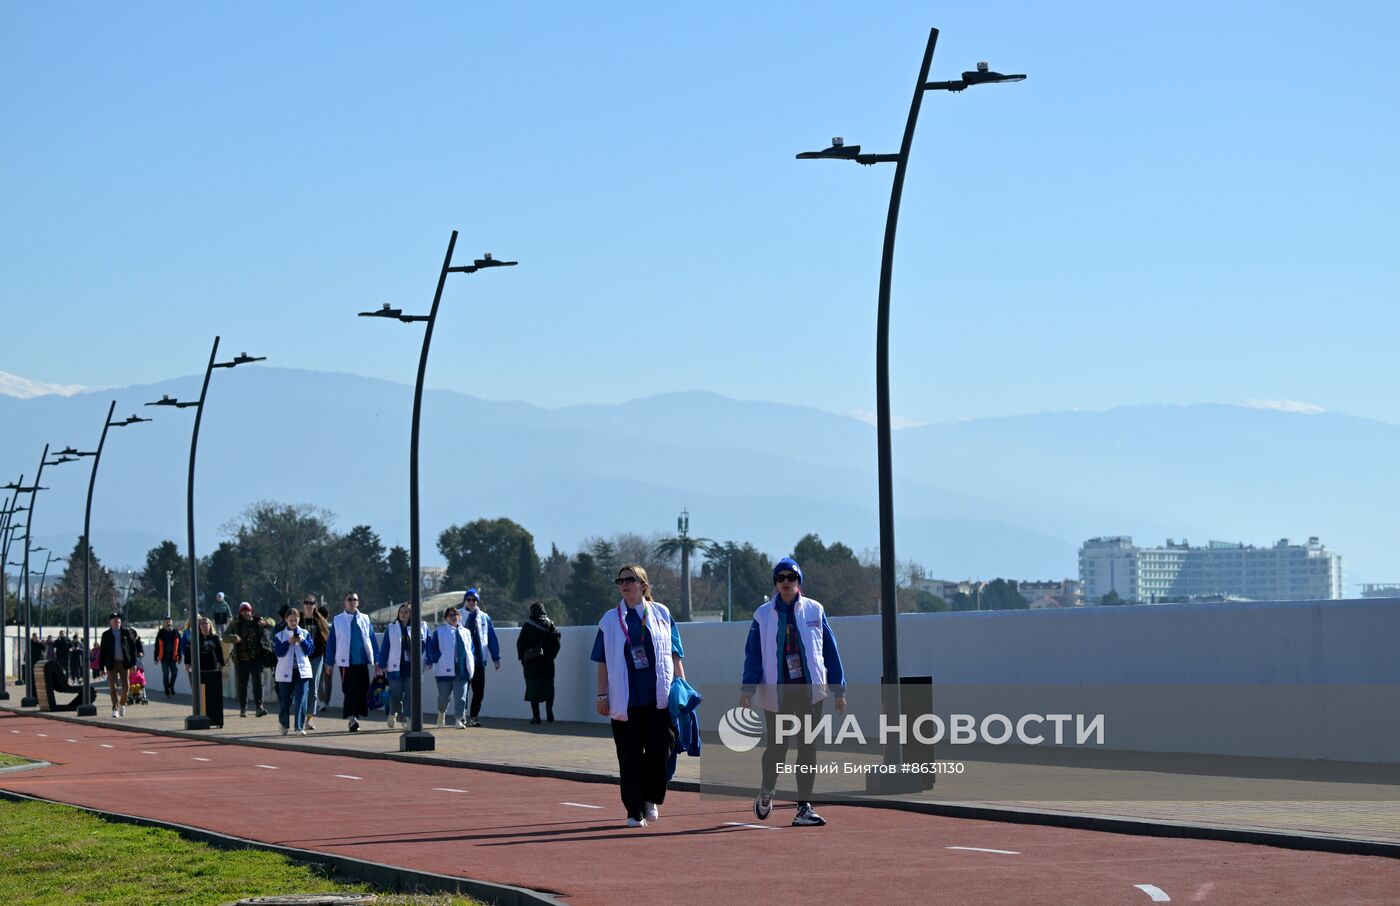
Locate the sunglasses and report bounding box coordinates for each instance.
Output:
[775,572,800,583]
[614,576,640,586]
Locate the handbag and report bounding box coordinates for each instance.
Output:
[367,674,388,710]
[261,648,278,670]
[521,646,545,661]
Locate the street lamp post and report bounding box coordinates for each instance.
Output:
[148,338,265,730]
[797,27,1024,774]
[11,445,75,706]
[359,229,516,753]
[71,403,151,716]
[0,491,27,700]
[35,551,63,636]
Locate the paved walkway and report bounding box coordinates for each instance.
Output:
[4,709,1400,905]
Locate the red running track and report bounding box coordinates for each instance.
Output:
[1,712,1397,905]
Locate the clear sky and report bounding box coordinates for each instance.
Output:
[2,2,1396,425]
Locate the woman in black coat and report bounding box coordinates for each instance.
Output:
[517,601,562,724]
[184,616,228,728]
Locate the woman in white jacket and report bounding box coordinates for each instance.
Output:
[425,606,475,729]
[274,607,316,736]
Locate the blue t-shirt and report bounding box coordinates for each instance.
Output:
[349,617,370,666]
[590,605,684,711]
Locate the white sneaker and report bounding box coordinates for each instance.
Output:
[644,802,659,821]
[112,709,119,718]
[387,713,396,729]
[119,706,125,717]
[455,719,467,729]
[626,817,648,828]
[437,711,445,728]
[298,729,307,736]
[281,726,289,736]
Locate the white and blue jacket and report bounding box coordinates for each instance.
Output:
[462,608,501,665]
[273,627,315,682]
[741,594,846,711]
[425,622,475,680]
[376,620,428,676]
[326,610,377,668]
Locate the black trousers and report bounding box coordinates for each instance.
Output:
[762,693,823,801]
[234,659,263,709]
[468,662,487,717]
[199,670,224,727]
[160,661,179,696]
[341,664,370,719]
[610,705,673,819]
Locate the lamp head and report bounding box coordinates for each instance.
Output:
[796,137,863,161]
[359,303,404,319]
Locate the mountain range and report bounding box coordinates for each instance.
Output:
[1,368,1394,593]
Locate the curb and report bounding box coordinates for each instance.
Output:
[6,704,1399,860]
[0,788,563,906]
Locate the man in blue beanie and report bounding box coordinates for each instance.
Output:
[461,588,501,727]
[739,557,846,827]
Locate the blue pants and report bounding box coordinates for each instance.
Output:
[307,655,324,712]
[277,675,310,731]
[434,675,468,719]
[386,671,414,719]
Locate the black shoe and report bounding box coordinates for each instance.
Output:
[753,788,773,821]
[792,803,826,827]
[529,717,542,725]
[349,717,360,732]
[255,706,267,717]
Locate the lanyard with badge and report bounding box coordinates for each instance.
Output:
[783,607,805,680]
[618,603,650,670]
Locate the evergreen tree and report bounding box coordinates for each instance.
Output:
[384,545,411,607]
[50,536,118,626]
[515,535,539,600]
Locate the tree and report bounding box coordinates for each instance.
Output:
[230,502,334,612]
[384,545,411,607]
[540,543,570,600]
[900,587,947,613]
[1100,589,1125,606]
[204,541,246,613]
[140,540,188,611]
[49,536,118,627]
[437,517,536,594]
[314,524,388,612]
[563,551,613,627]
[653,520,713,622]
[515,535,539,600]
[701,541,772,620]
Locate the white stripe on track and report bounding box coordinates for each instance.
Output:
[192,757,212,762]
[433,787,468,793]
[100,744,114,748]
[947,846,1021,855]
[35,733,47,737]
[66,739,77,743]
[254,764,279,770]
[141,751,159,755]
[334,774,362,780]
[723,821,780,830]
[1135,884,1171,902]
[561,802,603,809]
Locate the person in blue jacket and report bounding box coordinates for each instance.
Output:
[376,602,426,729]
[273,607,316,736]
[461,589,501,727]
[425,606,475,728]
[739,556,846,827]
[592,564,686,828]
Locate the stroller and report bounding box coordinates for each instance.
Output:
[126,663,149,706]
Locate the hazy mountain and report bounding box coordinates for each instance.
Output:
[0,369,1393,593]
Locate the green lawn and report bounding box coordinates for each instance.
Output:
[0,752,33,768]
[0,798,484,906]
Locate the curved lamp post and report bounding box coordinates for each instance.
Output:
[69,405,151,716]
[797,27,1023,777]
[35,552,64,635]
[359,230,516,753]
[0,492,27,700]
[148,339,265,730]
[8,444,75,707]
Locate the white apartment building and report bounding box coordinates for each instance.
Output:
[1079,536,1342,603]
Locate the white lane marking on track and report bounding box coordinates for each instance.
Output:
[35,733,47,737]
[9,730,19,733]
[433,788,468,793]
[66,739,78,743]
[947,846,1021,855]
[1190,882,1215,902]
[723,821,780,830]
[334,774,362,780]
[254,764,279,770]
[100,744,114,748]
[1135,884,1171,902]
[192,757,212,762]
[561,802,603,809]
[141,751,159,755]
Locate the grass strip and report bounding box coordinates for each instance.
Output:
[0,798,482,905]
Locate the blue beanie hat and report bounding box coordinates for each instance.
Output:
[773,557,804,585]
[463,588,480,601]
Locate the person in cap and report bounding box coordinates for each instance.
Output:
[223,601,272,718]
[591,564,686,828]
[98,612,141,717]
[212,591,231,630]
[459,588,501,727]
[323,591,376,732]
[739,557,847,827]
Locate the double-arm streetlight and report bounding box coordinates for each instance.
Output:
[0,490,28,700]
[35,551,64,635]
[359,229,517,753]
[797,27,1023,776]
[148,339,265,730]
[65,405,151,716]
[7,444,77,706]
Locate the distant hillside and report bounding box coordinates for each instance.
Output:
[1,369,1392,592]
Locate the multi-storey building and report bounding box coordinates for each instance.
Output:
[1079,536,1342,603]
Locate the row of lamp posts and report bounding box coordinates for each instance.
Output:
[3,27,1020,769]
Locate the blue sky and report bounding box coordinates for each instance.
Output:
[2,2,1396,425]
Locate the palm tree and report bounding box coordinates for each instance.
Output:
[651,509,712,622]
